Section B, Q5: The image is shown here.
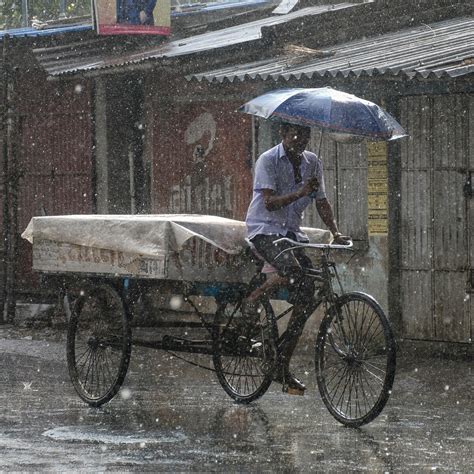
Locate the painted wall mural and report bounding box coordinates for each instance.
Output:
[153,101,252,219]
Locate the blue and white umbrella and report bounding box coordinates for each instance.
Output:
[239,87,407,141]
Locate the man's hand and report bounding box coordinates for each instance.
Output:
[300,177,319,197]
[332,233,352,245]
[139,10,148,23]
[262,176,319,211]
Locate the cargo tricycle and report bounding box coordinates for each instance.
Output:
[23,214,396,427]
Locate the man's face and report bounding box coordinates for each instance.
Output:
[281,126,311,155]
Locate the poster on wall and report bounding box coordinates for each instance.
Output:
[93,0,170,36]
[367,141,388,235]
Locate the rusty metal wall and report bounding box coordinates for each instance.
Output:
[149,90,253,220]
[14,74,94,290]
[400,93,472,342]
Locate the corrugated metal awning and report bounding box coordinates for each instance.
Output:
[33,2,358,76]
[188,17,474,82]
[0,24,93,39]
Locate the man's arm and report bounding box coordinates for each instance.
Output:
[315,198,339,236]
[262,178,318,211]
[316,198,351,244]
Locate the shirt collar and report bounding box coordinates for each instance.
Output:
[277,142,286,159]
[277,142,307,162]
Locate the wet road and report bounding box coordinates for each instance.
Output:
[1,326,473,472]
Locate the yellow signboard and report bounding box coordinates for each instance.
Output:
[367,142,388,234]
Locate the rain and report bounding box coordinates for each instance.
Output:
[0,0,473,471]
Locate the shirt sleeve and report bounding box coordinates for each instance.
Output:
[253,154,277,192]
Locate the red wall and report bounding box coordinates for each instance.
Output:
[150,84,253,220]
[9,68,94,289]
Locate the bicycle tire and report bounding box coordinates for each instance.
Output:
[67,284,132,407]
[315,292,396,427]
[213,297,278,404]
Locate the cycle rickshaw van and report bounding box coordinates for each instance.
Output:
[22,213,395,427]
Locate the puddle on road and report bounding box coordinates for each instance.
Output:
[43,425,187,445]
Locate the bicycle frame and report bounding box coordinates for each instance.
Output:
[255,238,353,352]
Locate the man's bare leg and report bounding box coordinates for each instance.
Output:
[245,272,288,303]
[276,299,319,394]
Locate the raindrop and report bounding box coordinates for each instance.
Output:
[444,385,449,391]
[140,442,146,448]
[74,84,83,94]
[170,295,182,310]
[120,388,132,400]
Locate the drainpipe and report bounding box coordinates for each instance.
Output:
[1,35,10,323]
[6,113,20,323]
[21,0,29,27]
[59,0,66,18]
[0,34,19,324]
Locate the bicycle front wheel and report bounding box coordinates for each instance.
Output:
[316,292,396,427]
[213,297,278,404]
[67,284,132,407]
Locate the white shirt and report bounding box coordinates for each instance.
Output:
[246,142,326,241]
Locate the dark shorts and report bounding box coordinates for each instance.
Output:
[250,232,315,303]
[250,232,314,279]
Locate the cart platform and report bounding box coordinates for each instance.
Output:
[22,214,330,283]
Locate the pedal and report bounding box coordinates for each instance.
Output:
[283,385,305,396]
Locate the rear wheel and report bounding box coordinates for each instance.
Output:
[67,284,132,406]
[213,297,278,404]
[316,292,396,427]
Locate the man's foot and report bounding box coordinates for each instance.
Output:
[273,371,306,396]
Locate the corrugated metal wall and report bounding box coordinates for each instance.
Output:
[14,75,94,290]
[400,94,472,342]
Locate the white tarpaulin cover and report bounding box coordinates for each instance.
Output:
[22,214,330,257]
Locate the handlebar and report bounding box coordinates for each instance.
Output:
[272,237,353,250]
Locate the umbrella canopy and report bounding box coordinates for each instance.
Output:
[239,87,407,141]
